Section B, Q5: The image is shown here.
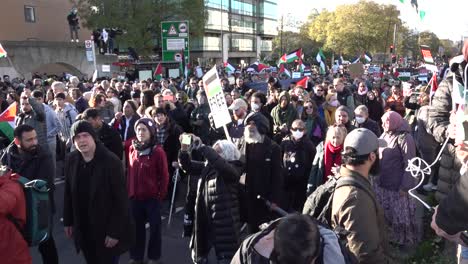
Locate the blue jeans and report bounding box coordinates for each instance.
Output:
[129,198,162,261]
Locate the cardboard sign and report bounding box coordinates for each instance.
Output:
[348,63,364,79]
[203,66,232,128]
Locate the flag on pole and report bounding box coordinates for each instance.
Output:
[0,102,17,141]
[224,62,235,74]
[0,43,7,58]
[364,52,373,63]
[316,49,326,74]
[429,74,438,98]
[153,62,162,80]
[351,55,360,64]
[419,10,426,21]
[92,70,98,82]
[279,64,291,78]
[278,48,302,65]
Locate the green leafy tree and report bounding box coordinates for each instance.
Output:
[307,1,401,57]
[419,31,441,55]
[72,0,206,55]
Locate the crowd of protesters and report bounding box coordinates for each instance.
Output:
[1,44,468,264]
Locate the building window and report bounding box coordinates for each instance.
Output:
[24,6,36,23]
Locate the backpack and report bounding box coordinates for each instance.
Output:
[302,176,378,264]
[8,176,50,247]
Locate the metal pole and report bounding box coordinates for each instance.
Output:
[168,168,180,227]
[91,39,97,74]
[393,24,397,55]
[280,15,284,55]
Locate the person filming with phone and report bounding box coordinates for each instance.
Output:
[178,133,243,264]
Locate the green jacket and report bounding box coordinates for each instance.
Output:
[270,91,298,132]
[307,141,324,194]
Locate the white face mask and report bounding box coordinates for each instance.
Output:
[291,130,304,140]
[355,116,366,124]
[329,100,339,107]
[251,103,261,112]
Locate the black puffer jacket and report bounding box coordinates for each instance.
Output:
[428,68,463,201]
[179,145,243,262]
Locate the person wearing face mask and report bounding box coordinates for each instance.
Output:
[354,82,368,106]
[331,128,392,263]
[250,92,274,138]
[365,91,384,126]
[280,120,316,212]
[376,111,420,248]
[335,105,356,133]
[307,125,347,194]
[353,105,381,137]
[323,93,339,126]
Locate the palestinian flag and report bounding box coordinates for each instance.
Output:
[278,48,302,65]
[0,102,17,141]
[421,46,434,64]
[364,52,372,63]
[279,64,291,78]
[316,48,326,74]
[428,74,438,99]
[0,43,7,58]
[154,62,162,80]
[296,77,308,87]
[224,62,235,74]
[299,58,306,73]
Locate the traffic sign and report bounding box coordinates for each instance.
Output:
[161,21,189,68]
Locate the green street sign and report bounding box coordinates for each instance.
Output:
[161,21,189,64]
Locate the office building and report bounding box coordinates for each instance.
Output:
[191,0,278,66]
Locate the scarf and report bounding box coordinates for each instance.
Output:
[323,104,337,126]
[132,138,154,153]
[324,141,343,183]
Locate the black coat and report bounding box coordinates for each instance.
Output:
[99,122,124,159]
[179,146,243,261]
[2,144,56,212]
[240,136,283,231]
[109,114,140,141]
[162,121,183,176]
[63,143,134,257]
[280,136,316,211]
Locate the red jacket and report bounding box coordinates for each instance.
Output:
[127,145,169,201]
[0,172,31,264]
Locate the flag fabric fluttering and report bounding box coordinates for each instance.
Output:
[279,64,291,78]
[351,55,360,64]
[428,74,438,99]
[278,48,302,65]
[224,62,236,74]
[296,77,308,87]
[364,52,372,63]
[316,48,326,74]
[0,102,17,141]
[153,62,163,80]
[248,62,269,72]
[0,43,7,58]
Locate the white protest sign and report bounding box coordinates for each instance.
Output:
[292,72,301,78]
[203,66,232,129]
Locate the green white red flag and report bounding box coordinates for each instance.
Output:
[278,48,302,65]
[0,102,17,141]
[0,43,7,58]
[154,62,162,80]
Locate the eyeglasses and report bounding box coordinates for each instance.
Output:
[291,127,305,131]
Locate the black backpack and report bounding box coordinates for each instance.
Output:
[302,176,378,264]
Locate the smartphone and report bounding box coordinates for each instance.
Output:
[163,95,174,102]
[181,134,192,145]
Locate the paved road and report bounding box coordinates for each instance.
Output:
[31,176,197,264]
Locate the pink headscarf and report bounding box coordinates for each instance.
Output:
[381,111,405,132]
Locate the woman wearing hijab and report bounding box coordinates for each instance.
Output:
[375,111,420,248]
[365,91,384,126]
[354,81,368,106]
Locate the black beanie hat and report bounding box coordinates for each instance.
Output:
[70,120,97,142]
[244,112,269,135]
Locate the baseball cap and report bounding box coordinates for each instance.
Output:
[343,128,387,155]
[228,98,248,111]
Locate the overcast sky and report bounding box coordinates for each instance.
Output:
[278,0,468,42]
